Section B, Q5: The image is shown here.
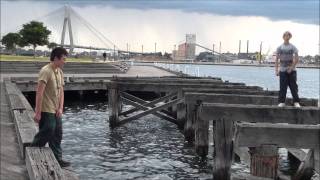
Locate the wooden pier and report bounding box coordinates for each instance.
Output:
[2,62,319,179]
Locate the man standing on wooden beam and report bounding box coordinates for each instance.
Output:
[275,31,301,107]
[31,47,70,167]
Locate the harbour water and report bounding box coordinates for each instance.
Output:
[61,65,319,179]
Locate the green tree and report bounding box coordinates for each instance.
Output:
[1,33,21,53]
[19,21,51,58]
[47,42,58,50]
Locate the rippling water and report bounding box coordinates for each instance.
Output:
[63,103,216,180]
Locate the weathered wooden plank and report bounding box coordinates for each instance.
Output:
[111,76,221,81]
[293,149,315,180]
[16,81,109,92]
[112,78,224,84]
[213,118,233,180]
[184,103,197,141]
[176,90,186,128]
[119,92,176,116]
[194,107,209,158]
[25,147,65,180]
[182,88,278,96]
[115,82,263,92]
[250,145,278,179]
[8,94,26,111]
[184,93,318,107]
[287,148,309,162]
[234,147,251,165]
[199,103,320,124]
[314,148,320,174]
[234,122,320,149]
[118,99,180,125]
[108,84,120,128]
[4,80,20,94]
[120,96,177,124]
[12,110,37,158]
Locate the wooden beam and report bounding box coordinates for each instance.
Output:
[293,149,315,180]
[119,92,177,116]
[115,82,263,92]
[184,103,197,142]
[8,94,26,111]
[184,93,318,107]
[199,103,320,124]
[195,107,209,157]
[250,145,278,179]
[118,99,180,125]
[108,84,120,128]
[234,122,320,149]
[182,87,278,96]
[120,96,177,124]
[25,147,65,180]
[12,110,37,158]
[213,118,233,180]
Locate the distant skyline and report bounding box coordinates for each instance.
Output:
[1,0,319,55]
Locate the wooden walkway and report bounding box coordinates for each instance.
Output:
[0,83,29,180]
[2,80,79,180]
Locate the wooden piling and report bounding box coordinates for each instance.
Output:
[250,145,278,179]
[213,118,233,180]
[195,107,209,158]
[176,90,186,129]
[108,83,120,128]
[184,103,196,142]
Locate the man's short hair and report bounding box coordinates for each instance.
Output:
[50,47,68,61]
[283,31,292,38]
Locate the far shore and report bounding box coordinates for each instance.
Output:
[131,60,320,69]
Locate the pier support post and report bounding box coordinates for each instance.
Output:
[108,83,120,128]
[184,103,196,142]
[250,145,278,179]
[213,118,233,180]
[176,90,186,129]
[195,107,209,158]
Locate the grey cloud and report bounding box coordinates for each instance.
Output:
[16,0,318,25]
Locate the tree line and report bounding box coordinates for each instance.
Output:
[1,21,58,58]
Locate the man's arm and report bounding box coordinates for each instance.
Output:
[56,86,64,118]
[34,81,46,123]
[275,54,279,76]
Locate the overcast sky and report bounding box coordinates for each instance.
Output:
[1,0,319,55]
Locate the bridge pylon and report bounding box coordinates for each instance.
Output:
[61,5,74,54]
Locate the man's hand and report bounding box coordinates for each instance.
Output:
[34,112,41,123]
[56,108,63,118]
[276,70,279,76]
[287,67,293,74]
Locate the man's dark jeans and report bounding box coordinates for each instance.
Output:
[31,112,62,161]
[278,70,300,103]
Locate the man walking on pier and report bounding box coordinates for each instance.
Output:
[31,47,70,167]
[275,31,300,107]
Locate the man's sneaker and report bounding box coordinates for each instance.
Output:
[58,159,71,167]
[294,102,301,108]
[278,103,285,107]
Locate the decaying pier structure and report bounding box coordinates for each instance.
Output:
[2,61,319,180]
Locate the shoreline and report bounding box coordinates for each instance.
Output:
[131,60,320,69]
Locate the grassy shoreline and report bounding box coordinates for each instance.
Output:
[0,55,93,62]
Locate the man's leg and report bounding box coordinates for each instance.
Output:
[278,71,288,103]
[288,71,300,103]
[31,112,56,147]
[48,116,62,161]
